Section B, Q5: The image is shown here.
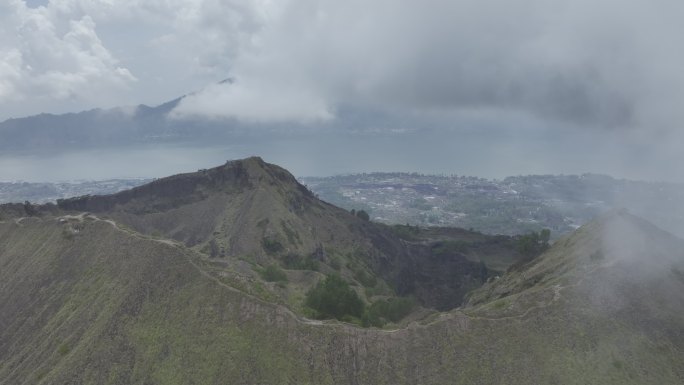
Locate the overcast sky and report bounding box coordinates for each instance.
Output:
[1,0,683,181]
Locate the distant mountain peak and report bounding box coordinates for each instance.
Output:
[57,156,313,211]
[55,157,323,257]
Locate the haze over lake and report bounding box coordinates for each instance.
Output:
[0,128,671,182]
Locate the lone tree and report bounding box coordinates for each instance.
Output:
[356,210,370,221]
[540,229,551,244]
[23,201,37,216]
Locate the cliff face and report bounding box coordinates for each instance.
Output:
[1,211,683,384]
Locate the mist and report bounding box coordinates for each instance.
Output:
[575,212,684,322]
[2,0,684,186]
[0,125,677,183]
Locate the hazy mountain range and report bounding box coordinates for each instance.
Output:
[0,96,202,152]
[0,86,409,154]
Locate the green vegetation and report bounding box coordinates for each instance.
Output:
[47,156,527,313]
[328,256,342,270]
[261,237,284,254]
[6,159,684,384]
[390,224,422,241]
[516,229,551,258]
[2,174,684,384]
[281,220,301,246]
[304,274,413,327]
[281,253,319,271]
[259,264,288,283]
[57,342,70,356]
[431,240,468,255]
[304,274,364,320]
[202,239,221,257]
[363,297,416,327]
[356,210,370,221]
[256,218,269,229]
[349,262,377,288]
[350,208,371,221]
[492,299,508,309]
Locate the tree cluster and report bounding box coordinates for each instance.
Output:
[516,229,551,257]
[362,297,416,327]
[304,274,416,327]
[259,264,288,282]
[305,274,364,320]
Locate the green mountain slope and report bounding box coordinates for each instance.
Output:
[1,159,683,384]
[54,157,521,311]
[0,209,683,384]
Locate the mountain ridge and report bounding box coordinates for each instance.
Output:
[48,157,517,311]
[0,93,214,152]
[1,194,683,383]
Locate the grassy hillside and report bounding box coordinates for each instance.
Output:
[1,210,683,384]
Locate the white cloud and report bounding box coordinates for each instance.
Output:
[0,49,23,101]
[0,0,135,111]
[2,0,684,137]
[172,81,332,123]
[167,0,684,131]
[0,0,273,118]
